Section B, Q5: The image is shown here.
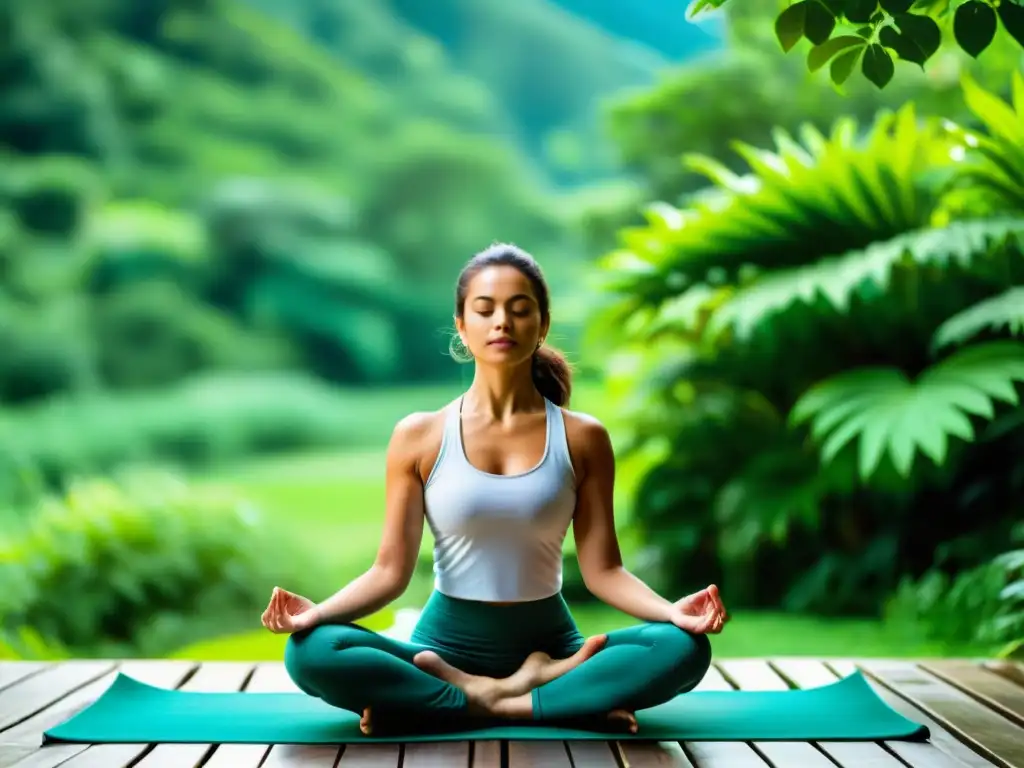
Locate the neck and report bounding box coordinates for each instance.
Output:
[465,361,542,421]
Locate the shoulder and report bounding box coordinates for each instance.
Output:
[389,399,457,481]
[559,407,614,478]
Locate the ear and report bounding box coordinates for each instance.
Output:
[454,315,467,345]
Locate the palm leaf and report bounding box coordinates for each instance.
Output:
[932,287,1024,351]
[596,104,955,307]
[944,72,1024,213]
[706,219,1024,342]
[789,341,1024,480]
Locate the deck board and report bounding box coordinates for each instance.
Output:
[0,664,47,694]
[856,659,1024,768]
[0,661,195,768]
[920,661,1024,730]
[0,657,1021,768]
[771,658,948,768]
[678,664,768,767]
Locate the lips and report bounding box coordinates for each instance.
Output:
[488,338,517,347]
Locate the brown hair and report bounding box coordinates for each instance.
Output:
[452,243,573,406]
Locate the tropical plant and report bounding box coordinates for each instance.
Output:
[588,79,1024,624]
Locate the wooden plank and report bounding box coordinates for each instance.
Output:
[0,661,115,733]
[471,741,502,768]
[336,743,404,767]
[565,741,619,767]
[130,662,254,768]
[854,659,1024,768]
[615,740,694,767]
[677,665,768,768]
[716,660,834,768]
[9,661,197,768]
[921,661,1024,729]
[508,741,571,767]
[403,741,471,767]
[983,662,1024,690]
[830,660,998,768]
[0,664,48,694]
[0,661,121,768]
[773,658,964,768]
[0,663,193,768]
[204,663,340,768]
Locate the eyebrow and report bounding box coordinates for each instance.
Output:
[472,293,534,302]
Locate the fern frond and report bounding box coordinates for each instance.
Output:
[789,341,1024,480]
[598,105,956,308]
[707,219,1024,342]
[932,288,1024,351]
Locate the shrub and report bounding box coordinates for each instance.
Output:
[0,468,329,658]
[885,525,1024,659]
[0,371,387,499]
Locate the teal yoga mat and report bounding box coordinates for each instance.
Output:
[43,670,929,744]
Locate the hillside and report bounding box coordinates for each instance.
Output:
[245,0,724,184]
[0,0,585,413]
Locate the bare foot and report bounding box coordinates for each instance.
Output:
[413,651,533,718]
[515,634,607,691]
[360,707,372,735]
[607,708,638,734]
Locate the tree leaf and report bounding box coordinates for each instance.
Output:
[862,43,895,88]
[998,0,1024,48]
[846,0,880,23]
[891,13,943,62]
[806,0,838,43]
[776,1,810,52]
[830,46,864,85]
[878,24,927,67]
[880,0,914,12]
[954,1,998,58]
[808,35,867,71]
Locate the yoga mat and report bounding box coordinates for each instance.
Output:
[43,670,929,744]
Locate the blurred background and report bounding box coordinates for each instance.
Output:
[1,0,1022,666]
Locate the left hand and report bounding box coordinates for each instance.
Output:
[669,584,729,635]
[261,587,321,634]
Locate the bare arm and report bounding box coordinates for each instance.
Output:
[571,416,675,623]
[313,414,429,625]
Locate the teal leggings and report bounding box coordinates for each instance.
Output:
[284,590,712,723]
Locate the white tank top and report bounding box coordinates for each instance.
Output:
[422,396,577,602]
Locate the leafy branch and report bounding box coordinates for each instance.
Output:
[689,0,1024,89]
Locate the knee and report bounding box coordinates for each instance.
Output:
[644,623,713,688]
[283,623,369,689]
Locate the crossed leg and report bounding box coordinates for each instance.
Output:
[284,623,611,734]
[413,621,712,731]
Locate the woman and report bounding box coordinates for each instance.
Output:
[261,243,728,735]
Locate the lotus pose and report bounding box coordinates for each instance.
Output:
[261,243,728,735]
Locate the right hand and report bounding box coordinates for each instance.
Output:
[261,586,321,634]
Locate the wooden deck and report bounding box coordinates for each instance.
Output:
[1,657,1023,768]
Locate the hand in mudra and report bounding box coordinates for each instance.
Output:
[261,586,320,634]
[669,584,729,635]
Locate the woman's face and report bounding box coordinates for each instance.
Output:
[456,265,548,366]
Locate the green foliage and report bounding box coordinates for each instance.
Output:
[692,0,1024,90]
[0,468,324,658]
[0,0,597,414]
[589,74,1024,620]
[885,531,1024,654]
[932,285,1024,348]
[0,372,374,501]
[943,71,1024,215]
[791,340,1024,478]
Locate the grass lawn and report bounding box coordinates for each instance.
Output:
[178,380,982,662]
